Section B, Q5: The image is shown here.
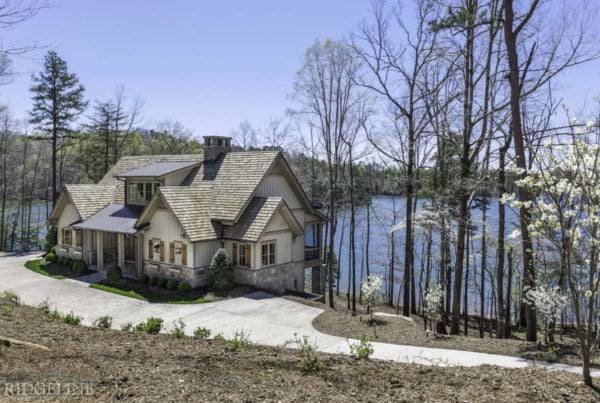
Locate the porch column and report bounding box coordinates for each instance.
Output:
[96,230,104,270]
[136,234,144,278]
[118,233,125,269]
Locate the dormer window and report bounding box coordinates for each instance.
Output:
[127,181,161,205]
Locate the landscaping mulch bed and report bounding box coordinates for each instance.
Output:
[0,300,598,401]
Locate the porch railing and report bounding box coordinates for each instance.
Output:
[304,247,320,261]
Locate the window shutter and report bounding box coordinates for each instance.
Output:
[61,229,64,244]
[232,243,238,266]
[181,244,187,266]
[169,242,174,264]
[245,244,251,268]
[160,241,165,262]
[148,240,153,259]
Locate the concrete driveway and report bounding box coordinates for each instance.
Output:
[1,252,598,378]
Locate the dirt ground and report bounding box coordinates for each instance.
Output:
[1,297,599,401]
[287,294,593,367]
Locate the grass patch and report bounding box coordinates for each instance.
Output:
[89,282,208,304]
[25,259,89,280]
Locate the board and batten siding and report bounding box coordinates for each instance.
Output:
[58,202,81,245]
[256,174,303,212]
[144,208,191,266]
[258,230,293,267]
[193,240,221,268]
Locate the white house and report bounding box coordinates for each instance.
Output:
[48,136,325,295]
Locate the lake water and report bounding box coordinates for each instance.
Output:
[329,196,521,312]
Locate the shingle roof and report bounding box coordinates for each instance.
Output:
[100,154,204,204]
[158,187,220,242]
[181,151,279,222]
[74,204,144,234]
[222,197,283,242]
[65,184,116,220]
[117,161,201,178]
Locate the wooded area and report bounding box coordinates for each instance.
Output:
[2,0,600,387]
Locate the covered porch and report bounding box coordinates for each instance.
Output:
[73,204,144,279]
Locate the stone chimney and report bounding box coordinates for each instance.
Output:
[203,136,232,162]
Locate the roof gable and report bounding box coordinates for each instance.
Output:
[49,184,116,224]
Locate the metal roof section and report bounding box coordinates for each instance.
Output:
[74,204,144,234]
[116,161,201,178]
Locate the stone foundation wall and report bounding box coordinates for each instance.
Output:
[143,261,208,288]
[234,263,296,295]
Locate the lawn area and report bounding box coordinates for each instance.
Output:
[24,258,89,280]
[89,282,208,304]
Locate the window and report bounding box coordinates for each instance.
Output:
[63,228,71,246]
[127,181,160,205]
[239,244,246,267]
[152,239,162,261]
[174,241,182,265]
[75,230,82,248]
[261,241,276,266]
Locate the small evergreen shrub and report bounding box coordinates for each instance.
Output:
[213,332,225,341]
[57,256,65,265]
[149,276,159,286]
[208,248,234,291]
[167,279,179,290]
[62,312,82,325]
[193,326,211,339]
[93,315,113,329]
[45,253,58,263]
[157,278,168,288]
[139,274,150,283]
[134,317,163,334]
[73,260,87,275]
[64,258,72,267]
[50,246,56,255]
[106,266,123,284]
[178,281,191,292]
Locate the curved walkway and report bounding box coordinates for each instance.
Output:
[1,252,598,378]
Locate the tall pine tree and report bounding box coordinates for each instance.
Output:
[29,51,87,207]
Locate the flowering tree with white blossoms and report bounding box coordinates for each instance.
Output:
[503,134,600,386]
[523,284,568,345]
[361,274,383,321]
[423,283,445,336]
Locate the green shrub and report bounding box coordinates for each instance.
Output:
[62,312,82,325]
[157,278,168,288]
[50,246,56,255]
[149,276,159,286]
[139,274,150,283]
[348,334,374,359]
[70,259,77,269]
[57,256,65,265]
[208,248,234,291]
[64,258,72,267]
[93,315,113,329]
[134,317,163,334]
[120,322,133,331]
[228,329,250,351]
[45,253,58,263]
[178,281,191,292]
[45,226,57,254]
[1,290,20,306]
[73,260,87,275]
[171,319,186,339]
[294,334,320,373]
[167,279,179,290]
[106,266,123,284]
[213,332,225,341]
[193,326,211,339]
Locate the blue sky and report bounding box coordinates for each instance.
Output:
[0,0,599,139]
